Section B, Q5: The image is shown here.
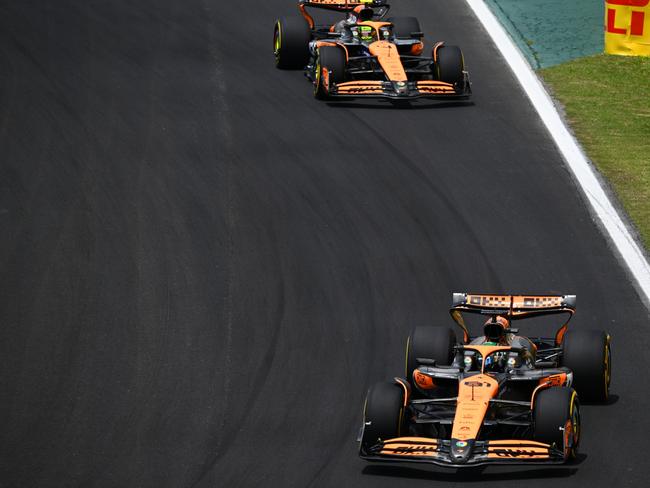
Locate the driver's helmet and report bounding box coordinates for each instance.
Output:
[483,315,510,344]
[358,25,375,42]
[353,5,374,22]
[484,352,507,372]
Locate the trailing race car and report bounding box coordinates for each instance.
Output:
[273,0,471,100]
[359,293,612,467]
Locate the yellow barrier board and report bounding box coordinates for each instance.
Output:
[605,1,650,55]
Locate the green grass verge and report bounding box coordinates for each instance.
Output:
[539,54,650,248]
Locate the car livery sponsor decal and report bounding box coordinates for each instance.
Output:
[379,438,439,457]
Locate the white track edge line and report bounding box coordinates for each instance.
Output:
[465,0,650,307]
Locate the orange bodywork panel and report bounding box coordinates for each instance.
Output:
[316,41,349,60]
[303,0,370,6]
[377,437,554,462]
[451,374,499,441]
[487,440,551,459]
[416,81,456,94]
[379,437,439,457]
[531,372,569,407]
[368,41,407,82]
[410,42,424,56]
[299,4,315,29]
[539,372,568,388]
[321,67,330,92]
[466,294,511,309]
[432,41,444,62]
[413,369,435,390]
[335,80,384,95]
[394,377,411,407]
[460,294,567,310]
[511,295,564,309]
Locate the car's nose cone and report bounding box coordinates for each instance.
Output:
[450,439,474,464]
[392,81,409,95]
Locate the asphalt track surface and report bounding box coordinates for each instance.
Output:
[0,1,648,487]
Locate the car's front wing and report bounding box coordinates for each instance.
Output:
[360,437,566,468]
[328,77,471,100]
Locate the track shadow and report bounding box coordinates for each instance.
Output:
[362,454,585,482]
[324,99,475,110]
[582,393,619,407]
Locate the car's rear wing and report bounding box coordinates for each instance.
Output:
[300,0,387,10]
[449,293,576,345]
[298,1,390,28]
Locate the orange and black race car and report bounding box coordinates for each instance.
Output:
[359,293,612,467]
[273,1,471,100]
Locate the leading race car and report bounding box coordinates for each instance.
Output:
[359,293,612,468]
[273,0,471,100]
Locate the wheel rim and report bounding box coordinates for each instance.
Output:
[572,402,580,446]
[563,419,573,458]
[568,394,580,458]
[314,56,321,95]
[604,343,612,397]
[273,24,281,64]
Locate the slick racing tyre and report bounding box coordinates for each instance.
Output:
[561,330,611,403]
[274,16,311,69]
[405,326,456,382]
[314,46,346,99]
[360,381,404,449]
[435,45,465,85]
[533,387,580,461]
[388,16,422,39]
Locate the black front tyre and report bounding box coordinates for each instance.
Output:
[435,45,465,85]
[360,381,404,449]
[405,326,456,383]
[562,330,611,403]
[534,387,580,461]
[274,16,311,69]
[313,46,346,99]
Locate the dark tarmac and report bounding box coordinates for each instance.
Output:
[0,1,647,487]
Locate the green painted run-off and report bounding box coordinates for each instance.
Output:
[485,0,604,69]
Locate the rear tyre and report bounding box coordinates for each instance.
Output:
[389,16,422,39]
[533,387,580,461]
[405,326,456,382]
[361,381,404,448]
[314,46,346,99]
[274,16,311,69]
[561,330,611,403]
[435,45,464,84]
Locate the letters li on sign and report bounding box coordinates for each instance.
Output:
[605,0,650,56]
